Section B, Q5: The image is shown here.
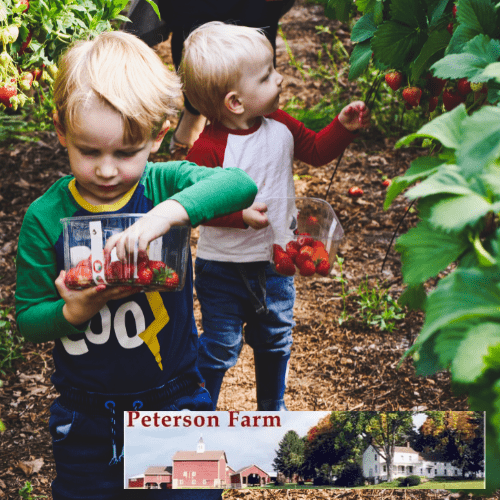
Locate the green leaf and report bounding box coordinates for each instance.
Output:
[457,106,500,178]
[384,156,445,209]
[447,25,479,55]
[351,13,377,43]
[429,0,452,28]
[348,40,372,80]
[398,283,427,311]
[452,322,500,383]
[410,29,451,82]
[433,327,469,368]
[355,0,378,14]
[326,0,353,22]
[482,62,500,84]
[411,269,500,354]
[371,21,427,68]
[389,0,428,29]
[405,165,473,200]
[395,220,469,286]
[456,0,499,37]
[396,104,467,149]
[428,194,494,231]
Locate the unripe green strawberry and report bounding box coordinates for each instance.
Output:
[470,82,484,92]
[5,25,19,43]
[0,51,11,67]
[48,64,58,78]
[19,72,33,91]
[41,70,53,83]
[17,93,27,107]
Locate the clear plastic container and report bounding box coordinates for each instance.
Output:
[266,197,344,278]
[60,214,191,292]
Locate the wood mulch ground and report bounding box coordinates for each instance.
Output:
[0,1,494,499]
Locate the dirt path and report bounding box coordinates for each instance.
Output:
[0,1,483,499]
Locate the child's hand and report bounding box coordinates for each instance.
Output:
[338,101,371,131]
[55,270,137,326]
[104,200,190,261]
[243,202,269,230]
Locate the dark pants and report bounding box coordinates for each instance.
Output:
[49,377,218,499]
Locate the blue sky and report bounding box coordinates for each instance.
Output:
[123,411,428,483]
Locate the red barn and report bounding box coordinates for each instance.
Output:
[172,436,229,488]
[144,466,172,489]
[230,465,271,488]
[226,465,236,486]
[127,474,144,489]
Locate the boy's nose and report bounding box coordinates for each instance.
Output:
[96,158,118,179]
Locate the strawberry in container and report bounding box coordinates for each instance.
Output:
[267,197,344,278]
[61,214,190,292]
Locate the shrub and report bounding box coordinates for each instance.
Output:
[399,475,421,487]
[313,476,331,486]
[335,463,364,487]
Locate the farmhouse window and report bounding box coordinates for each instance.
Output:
[375,465,378,473]
[435,469,438,474]
[444,470,447,475]
[398,466,404,472]
[374,454,377,461]
[203,479,207,485]
[183,472,187,477]
[383,466,386,472]
[192,480,196,485]
[192,472,196,477]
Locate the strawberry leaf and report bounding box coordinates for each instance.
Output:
[389,0,427,30]
[348,40,372,80]
[397,283,427,311]
[410,29,450,83]
[455,0,499,38]
[325,0,353,23]
[384,156,444,210]
[371,21,427,68]
[396,104,467,150]
[395,220,469,286]
[411,269,500,356]
[351,13,377,43]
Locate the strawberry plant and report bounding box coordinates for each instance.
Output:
[315,0,500,493]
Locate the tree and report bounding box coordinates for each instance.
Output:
[420,411,484,477]
[272,430,305,482]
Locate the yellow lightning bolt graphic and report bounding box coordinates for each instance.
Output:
[139,292,169,370]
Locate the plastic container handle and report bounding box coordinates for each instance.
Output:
[89,221,108,285]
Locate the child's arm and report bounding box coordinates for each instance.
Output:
[270,101,370,166]
[104,162,258,257]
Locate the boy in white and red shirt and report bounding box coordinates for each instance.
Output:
[181,21,370,410]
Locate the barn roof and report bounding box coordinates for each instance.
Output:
[173,450,226,461]
[145,466,172,475]
[368,444,419,455]
[231,464,270,476]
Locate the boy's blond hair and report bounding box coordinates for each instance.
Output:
[54,31,182,144]
[180,21,273,122]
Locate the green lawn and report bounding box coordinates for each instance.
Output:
[256,478,485,490]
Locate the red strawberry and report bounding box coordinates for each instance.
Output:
[137,251,150,269]
[298,260,316,277]
[163,268,180,289]
[295,253,312,268]
[457,78,471,96]
[311,240,325,249]
[312,246,329,263]
[275,254,296,276]
[447,22,454,35]
[315,259,331,277]
[428,96,439,113]
[306,215,319,226]
[402,87,422,107]
[382,179,392,187]
[426,75,447,97]
[296,233,313,247]
[384,71,403,91]
[149,260,166,272]
[65,266,93,288]
[348,186,363,197]
[452,4,457,17]
[443,89,464,110]
[137,267,153,285]
[0,84,17,108]
[299,246,314,259]
[285,241,300,262]
[32,68,42,81]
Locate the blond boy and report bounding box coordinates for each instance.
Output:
[15,31,257,499]
[182,22,370,410]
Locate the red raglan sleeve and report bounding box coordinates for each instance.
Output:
[269,109,358,166]
[186,132,247,229]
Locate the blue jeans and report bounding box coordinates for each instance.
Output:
[195,258,295,372]
[49,377,218,500]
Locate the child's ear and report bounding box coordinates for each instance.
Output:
[224,91,244,115]
[53,111,67,147]
[150,119,170,154]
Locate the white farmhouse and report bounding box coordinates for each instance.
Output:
[362,444,462,482]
